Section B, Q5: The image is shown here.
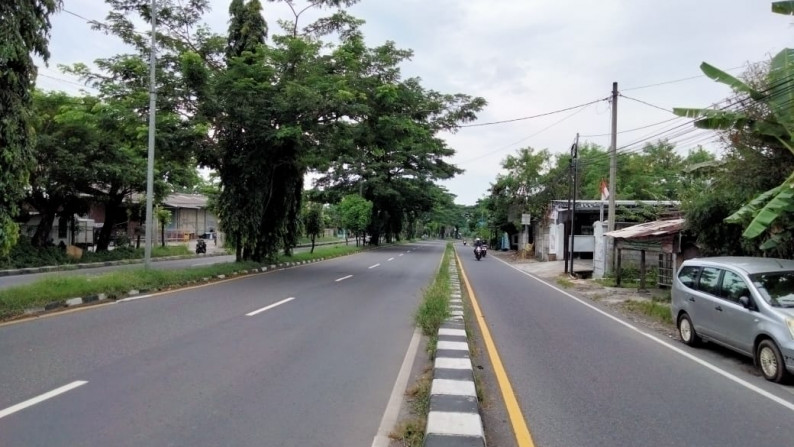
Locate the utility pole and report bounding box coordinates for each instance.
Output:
[569,133,579,275]
[565,139,574,274]
[144,0,157,268]
[608,82,618,232]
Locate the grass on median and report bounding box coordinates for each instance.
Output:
[415,243,452,337]
[0,242,371,321]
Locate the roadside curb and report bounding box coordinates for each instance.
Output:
[424,261,486,446]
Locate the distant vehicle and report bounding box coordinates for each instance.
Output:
[671,257,794,383]
[196,238,207,254]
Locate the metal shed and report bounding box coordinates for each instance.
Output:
[604,218,685,288]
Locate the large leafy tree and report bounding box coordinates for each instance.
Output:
[314,37,486,244]
[0,0,60,255]
[64,0,212,251]
[27,91,96,246]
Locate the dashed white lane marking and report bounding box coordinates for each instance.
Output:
[368,263,381,269]
[399,254,404,257]
[116,294,153,303]
[246,297,295,316]
[0,381,88,420]
[388,257,395,261]
[336,275,353,282]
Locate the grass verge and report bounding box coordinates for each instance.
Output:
[0,242,368,321]
[621,299,673,325]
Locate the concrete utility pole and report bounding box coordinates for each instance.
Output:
[608,82,618,232]
[144,0,158,267]
[569,133,579,275]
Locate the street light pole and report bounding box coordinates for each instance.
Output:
[144,0,158,268]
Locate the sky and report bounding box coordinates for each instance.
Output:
[38,0,794,206]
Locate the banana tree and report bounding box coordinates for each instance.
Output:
[673,45,794,250]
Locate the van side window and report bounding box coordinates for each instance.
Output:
[720,271,750,303]
[698,267,722,296]
[678,266,700,289]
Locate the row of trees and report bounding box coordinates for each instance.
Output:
[1,0,484,261]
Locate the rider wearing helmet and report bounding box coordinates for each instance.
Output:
[474,237,483,247]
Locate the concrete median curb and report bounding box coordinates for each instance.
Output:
[424,261,486,446]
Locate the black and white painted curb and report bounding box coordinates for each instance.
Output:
[424,261,486,446]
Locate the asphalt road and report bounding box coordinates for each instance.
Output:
[0,241,443,446]
[0,243,341,290]
[456,245,794,447]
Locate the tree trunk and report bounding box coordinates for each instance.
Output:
[310,234,315,253]
[95,194,124,252]
[235,233,242,262]
[161,221,165,247]
[32,206,57,247]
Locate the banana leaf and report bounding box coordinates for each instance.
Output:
[725,179,794,239]
[700,62,763,100]
[772,1,794,15]
[672,108,747,129]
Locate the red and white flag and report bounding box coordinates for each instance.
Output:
[600,180,609,201]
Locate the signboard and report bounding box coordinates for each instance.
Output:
[521,213,531,225]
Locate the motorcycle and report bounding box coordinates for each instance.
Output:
[474,245,482,261]
[481,244,487,258]
[196,238,207,254]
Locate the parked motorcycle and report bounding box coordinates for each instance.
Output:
[196,238,207,254]
[474,245,482,261]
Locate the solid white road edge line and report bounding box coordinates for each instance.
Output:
[490,255,794,413]
[0,381,88,420]
[335,275,353,282]
[371,327,422,447]
[369,263,381,269]
[245,297,295,316]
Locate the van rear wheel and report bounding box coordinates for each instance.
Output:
[757,339,789,383]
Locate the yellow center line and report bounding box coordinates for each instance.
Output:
[456,251,535,447]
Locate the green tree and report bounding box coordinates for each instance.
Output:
[154,205,172,247]
[0,0,60,255]
[302,202,323,253]
[338,194,372,246]
[27,91,96,247]
[63,0,211,251]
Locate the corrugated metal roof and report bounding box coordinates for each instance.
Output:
[604,218,685,239]
[163,193,208,209]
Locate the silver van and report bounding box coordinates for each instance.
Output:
[671,257,794,383]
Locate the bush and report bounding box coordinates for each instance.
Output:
[0,237,69,269]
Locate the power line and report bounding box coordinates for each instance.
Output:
[619,94,674,114]
[459,103,595,165]
[580,117,682,138]
[621,64,749,92]
[458,97,608,128]
[37,73,99,91]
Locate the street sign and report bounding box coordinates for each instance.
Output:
[521,213,531,225]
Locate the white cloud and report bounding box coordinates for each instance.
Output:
[41,0,794,205]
